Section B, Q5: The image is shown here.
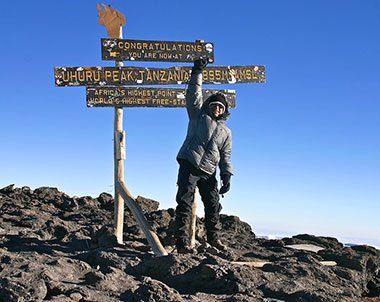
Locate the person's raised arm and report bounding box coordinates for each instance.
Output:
[185,58,208,119]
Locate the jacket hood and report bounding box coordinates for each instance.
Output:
[203,94,230,121]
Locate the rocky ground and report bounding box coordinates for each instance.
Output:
[0,184,379,302]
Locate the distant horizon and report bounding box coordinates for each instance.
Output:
[255,232,380,250]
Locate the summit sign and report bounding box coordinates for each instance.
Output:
[54,65,265,86]
[102,38,214,62]
[86,87,236,108]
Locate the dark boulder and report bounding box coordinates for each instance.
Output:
[123,276,184,302]
[96,192,114,211]
[282,234,344,250]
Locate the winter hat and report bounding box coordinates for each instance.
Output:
[208,93,228,111]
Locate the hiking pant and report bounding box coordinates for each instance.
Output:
[175,160,222,247]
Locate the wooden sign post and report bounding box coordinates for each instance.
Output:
[97,4,167,255]
[55,4,265,256]
[97,3,127,247]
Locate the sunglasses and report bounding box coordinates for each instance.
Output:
[210,104,225,109]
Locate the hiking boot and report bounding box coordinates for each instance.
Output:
[176,245,195,254]
[208,239,228,252]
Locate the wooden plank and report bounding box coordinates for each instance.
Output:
[231,261,271,268]
[231,260,337,268]
[86,87,236,108]
[102,38,214,62]
[319,261,337,267]
[54,65,266,86]
[116,180,168,257]
[285,244,325,253]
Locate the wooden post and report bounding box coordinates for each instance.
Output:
[98,3,127,244]
[97,5,167,253]
[189,191,197,248]
[113,20,125,243]
[189,42,203,250]
[114,102,124,244]
[116,180,168,256]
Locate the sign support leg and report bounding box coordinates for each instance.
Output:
[189,191,197,248]
[116,180,168,256]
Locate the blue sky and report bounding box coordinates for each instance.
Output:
[1,0,379,247]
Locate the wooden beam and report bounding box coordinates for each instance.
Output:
[231,261,271,268]
[319,261,337,267]
[231,260,337,268]
[116,180,168,256]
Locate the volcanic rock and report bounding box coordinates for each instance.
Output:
[1,184,380,301]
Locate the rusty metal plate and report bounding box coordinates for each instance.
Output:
[86,86,236,108]
[101,39,214,62]
[55,66,265,86]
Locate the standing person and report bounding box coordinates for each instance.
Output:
[175,58,233,253]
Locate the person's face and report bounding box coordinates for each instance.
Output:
[211,104,225,118]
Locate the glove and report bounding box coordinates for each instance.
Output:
[219,173,231,195]
[191,58,208,75]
